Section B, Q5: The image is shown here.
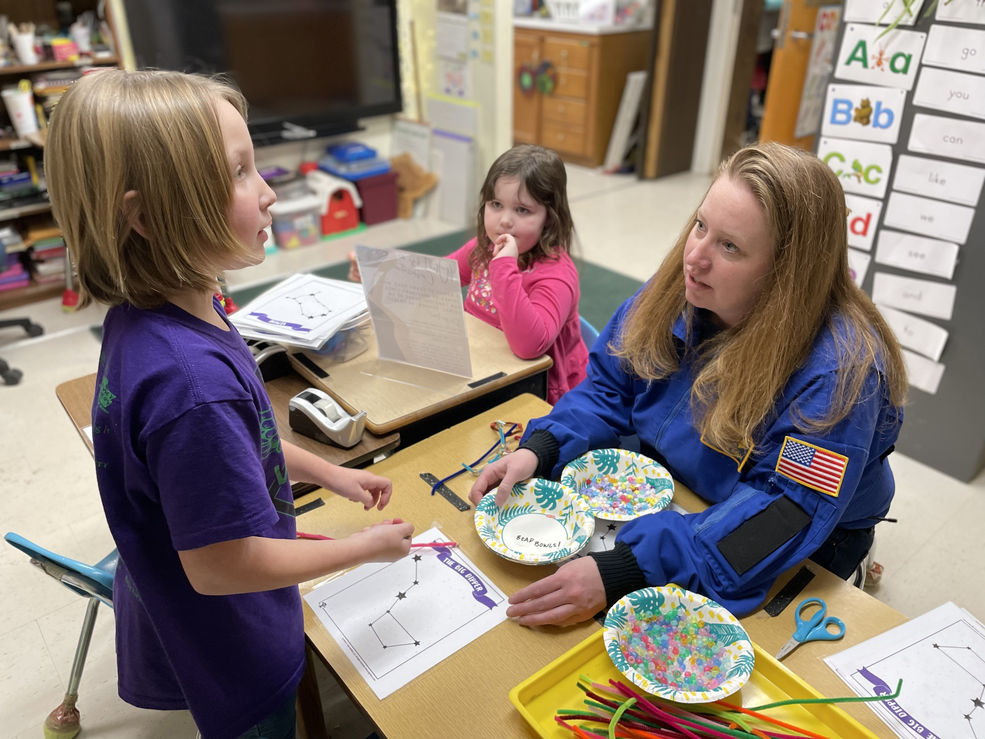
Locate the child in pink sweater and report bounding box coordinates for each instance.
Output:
[351,144,587,404]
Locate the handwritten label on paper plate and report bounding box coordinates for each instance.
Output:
[875,229,959,281]
[822,84,906,143]
[845,193,884,252]
[877,304,949,362]
[844,0,925,25]
[818,137,894,198]
[835,24,926,90]
[909,113,985,163]
[872,272,957,321]
[923,25,985,75]
[883,191,975,245]
[913,67,985,120]
[892,154,985,207]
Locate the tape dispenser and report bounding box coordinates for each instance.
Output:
[289,388,366,448]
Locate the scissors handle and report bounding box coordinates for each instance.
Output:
[793,598,845,642]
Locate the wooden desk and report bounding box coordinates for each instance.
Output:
[296,394,904,739]
[289,313,553,447]
[55,371,400,469]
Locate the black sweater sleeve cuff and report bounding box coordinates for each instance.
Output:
[588,541,649,608]
[519,429,560,479]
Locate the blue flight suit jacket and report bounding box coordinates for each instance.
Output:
[524,293,901,615]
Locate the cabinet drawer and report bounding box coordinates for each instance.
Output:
[543,38,591,72]
[542,121,586,156]
[542,97,587,126]
[555,70,588,100]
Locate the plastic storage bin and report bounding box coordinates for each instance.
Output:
[355,171,399,225]
[310,316,371,363]
[269,194,322,249]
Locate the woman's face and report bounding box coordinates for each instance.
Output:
[682,176,774,328]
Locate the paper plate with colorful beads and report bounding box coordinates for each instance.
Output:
[561,449,674,521]
[474,479,594,565]
[603,585,755,703]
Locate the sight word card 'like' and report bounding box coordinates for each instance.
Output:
[303,528,507,699]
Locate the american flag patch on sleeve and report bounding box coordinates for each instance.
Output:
[775,436,848,497]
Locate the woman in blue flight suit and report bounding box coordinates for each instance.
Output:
[469,142,907,625]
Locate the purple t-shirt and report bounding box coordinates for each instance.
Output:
[92,298,304,739]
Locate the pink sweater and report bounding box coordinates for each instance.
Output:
[449,239,588,405]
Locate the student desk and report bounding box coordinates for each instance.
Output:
[288,312,553,448]
[55,371,401,469]
[295,394,905,739]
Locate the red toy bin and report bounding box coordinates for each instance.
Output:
[355,171,398,225]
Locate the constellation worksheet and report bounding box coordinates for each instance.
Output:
[825,602,985,739]
[303,528,508,699]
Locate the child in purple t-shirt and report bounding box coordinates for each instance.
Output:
[44,70,415,739]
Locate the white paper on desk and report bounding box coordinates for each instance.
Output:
[825,602,984,739]
[355,245,473,378]
[872,272,957,321]
[303,528,507,700]
[835,24,926,91]
[923,24,985,75]
[892,154,985,207]
[883,191,975,245]
[875,229,959,280]
[908,112,985,163]
[937,0,985,25]
[817,137,894,198]
[845,193,883,252]
[436,12,468,60]
[844,0,924,25]
[902,348,947,394]
[913,66,985,120]
[878,304,949,362]
[847,248,872,287]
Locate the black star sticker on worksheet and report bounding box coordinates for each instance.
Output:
[974,697,985,709]
[413,554,422,562]
[396,592,407,600]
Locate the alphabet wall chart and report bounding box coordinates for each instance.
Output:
[821,0,985,482]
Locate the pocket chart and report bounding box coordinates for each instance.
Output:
[875,229,959,280]
[923,24,985,75]
[844,0,925,26]
[892,154,985,207]
[818,137,894,198]
[844,193,884,251]
[908,113,985,162]
[835,24,926,90]
[847,248,872,287]
[913,66,985,120]
[822,84,906,144]
[883,191,975,244]
[877,304,948,362]
[901,348,946,395]
[872,272,957,321]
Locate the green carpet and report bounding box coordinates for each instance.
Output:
[230,229,644,332]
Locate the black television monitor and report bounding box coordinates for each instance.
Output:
[121,0,403,145]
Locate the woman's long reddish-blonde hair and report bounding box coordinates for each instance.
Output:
[613,142,906,458]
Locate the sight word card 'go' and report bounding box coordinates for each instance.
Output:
[922,24,985,75]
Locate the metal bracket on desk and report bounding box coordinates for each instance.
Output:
[420,472,471,511]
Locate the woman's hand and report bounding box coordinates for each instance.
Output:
[491,234,519,261]
[469,448,539,506]
[506,557,606,626]
[327,467,393,510]
[347,251,361,282]
[354,518,414,562]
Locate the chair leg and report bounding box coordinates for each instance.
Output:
[44,598,101,739]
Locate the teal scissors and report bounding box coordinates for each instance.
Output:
[775,597,846,660]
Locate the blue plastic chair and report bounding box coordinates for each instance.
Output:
[4,532,118,739]
[580,316,600,351]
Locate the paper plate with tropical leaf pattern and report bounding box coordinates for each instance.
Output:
[561,448,674,521]
[474,479,594,565]
[603,585,754,703]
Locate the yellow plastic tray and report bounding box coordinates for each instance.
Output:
[509,630,878,739]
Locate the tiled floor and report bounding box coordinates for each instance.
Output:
[1,165,982,737]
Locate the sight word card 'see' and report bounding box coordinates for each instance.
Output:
[875,229,958,281]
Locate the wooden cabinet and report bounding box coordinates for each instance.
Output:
[513,27,650,167]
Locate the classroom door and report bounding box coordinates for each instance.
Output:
[513,31,541,145]
[759,2,841,150]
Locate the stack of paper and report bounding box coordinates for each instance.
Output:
[825,601,985,739]
[230,273,369,350]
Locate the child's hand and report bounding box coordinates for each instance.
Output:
[356,519,415,562]
[491,234,519,261]
[347,251,361,282]
[328,467,392,510]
